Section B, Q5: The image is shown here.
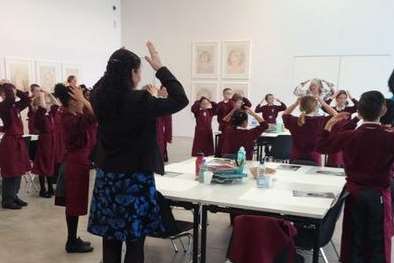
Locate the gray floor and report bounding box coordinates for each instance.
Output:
[0,137,390,263]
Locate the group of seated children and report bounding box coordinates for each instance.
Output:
[190,86,358,166]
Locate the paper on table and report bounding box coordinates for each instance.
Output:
[239,188,334,208]
[155,177,199,192]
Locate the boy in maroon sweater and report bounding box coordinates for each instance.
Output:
[317,90,393,263]
[255,93,287,124]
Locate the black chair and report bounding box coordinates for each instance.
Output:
[271,135,293,161]
[294,187,349,263]
[149,192,194,255]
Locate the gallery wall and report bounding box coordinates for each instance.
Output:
[0,0,122,87]
[122,0,394,137]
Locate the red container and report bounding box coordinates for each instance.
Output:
[195,153,205,178]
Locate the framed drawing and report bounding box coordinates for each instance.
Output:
[62,64,81,83]
[221,82,249,98]
[5,57,35,92]
[191,82,219,103]
[36,60,62,91]
[222,40,251,79]
[192,42,220,79]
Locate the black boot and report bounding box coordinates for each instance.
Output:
[14,196,28,207]
[2,201,22,210]
[39,190,51,198]
[65,238,94,253]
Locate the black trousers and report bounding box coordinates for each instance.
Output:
[351,189,386,263]
[1,176,22,204]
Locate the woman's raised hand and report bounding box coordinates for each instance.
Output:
[145,41,163,71]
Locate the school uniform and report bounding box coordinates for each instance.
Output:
[55,111,97,216]
[222,122,268,160]
[317,121,394,263]
[0,90,31,204]
[191,101,216,156]
[216,100,234,156]
[52,105,65,165]
[282,114,329,165]
[255,102,287,124]
[27,105,39,135]
[156,115,172,162]
[324,99,358,167]
[32,107,56,177]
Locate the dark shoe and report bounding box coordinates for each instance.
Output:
[47,189,55,197]
[65,238,94,253]
[14,197,28,207]
[39,190,51,198]
[76,237,91,247]
[2,201,22,210]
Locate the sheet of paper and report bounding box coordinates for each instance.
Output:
[155,177,199,192]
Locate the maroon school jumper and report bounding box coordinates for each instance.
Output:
[27,104,39,135]
[156,115,172,160]
[282,114,328,165]
[317,122,394,263]
[324,98,358,167]
[32,107,56,177]
[216,100,234,156]
[222,122,268,160]
[55,111,97,216]
[52,105,65,164]
[228,215,298,263]
[0,88,31,177]
[191,100,216,156]
[255,103,287,124]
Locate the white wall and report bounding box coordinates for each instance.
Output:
[122,0,394,137]
[0,0,122,87]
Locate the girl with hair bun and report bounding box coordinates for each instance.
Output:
[282,96,337,165]
[54,83,96,253]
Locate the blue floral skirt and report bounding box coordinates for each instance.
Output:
[87,169,165,241]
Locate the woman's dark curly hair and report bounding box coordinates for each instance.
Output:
[231,110,248,127]
[54,83,71,107]
[91,48,141,121]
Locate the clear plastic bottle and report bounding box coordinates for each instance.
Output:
[237,147,246,173]
[199,158,207,183]
[256,159,266,188]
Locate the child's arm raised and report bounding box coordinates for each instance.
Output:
[318,97,337,116]
[282,98,300,115]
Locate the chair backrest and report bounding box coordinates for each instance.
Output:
[319,187,349,246]
[271,135,293,160]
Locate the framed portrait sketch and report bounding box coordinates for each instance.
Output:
[191,82,219,103]
[221,82,249,98]
[222,41,251,79]
[192,42,220,79]
[36,60,62,91]
[5,57,35,92]
[62,64,81,83]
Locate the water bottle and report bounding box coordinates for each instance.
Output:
[237,147,246,173]
[256,159,267,188]
[195,153,205,180]
[199,158,208,183]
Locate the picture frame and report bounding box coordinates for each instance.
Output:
[5,57,35,92]
[62,63,81,83]
[35,60,62,91]
[192,41,220,79]
[191,82,219,103]
[222,40,251,80]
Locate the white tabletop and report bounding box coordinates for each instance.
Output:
[0,134,39,141]
[160,158,346,219]
[214,130,291,138]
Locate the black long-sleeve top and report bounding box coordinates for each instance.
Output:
[91,67,189,175]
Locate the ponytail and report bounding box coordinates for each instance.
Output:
[297,112,306,127]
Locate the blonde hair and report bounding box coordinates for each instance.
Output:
[297,96,318,126]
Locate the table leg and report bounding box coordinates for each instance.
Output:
[312,225,320,263]
[192,204,200,263]
[201,205,208,263]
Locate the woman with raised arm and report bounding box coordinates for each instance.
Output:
[87,42,189,263]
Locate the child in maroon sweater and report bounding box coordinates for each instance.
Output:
[222,108,268,160]
[282,96,337,165]
[317,91,393,263]
[191,97,217,156]
[255,94,287,124]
